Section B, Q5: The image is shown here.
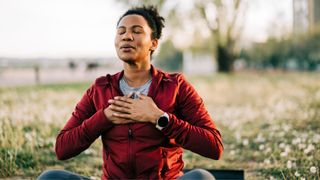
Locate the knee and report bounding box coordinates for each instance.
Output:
[183,169,216,180]
[37,170,68,180]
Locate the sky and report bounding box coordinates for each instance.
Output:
[0,0,292,58]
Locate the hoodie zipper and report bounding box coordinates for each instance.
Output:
[128,125,134,178]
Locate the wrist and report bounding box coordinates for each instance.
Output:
[152,109,164,125]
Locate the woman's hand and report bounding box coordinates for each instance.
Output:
[103,96,135,124]
[108,93,164,125]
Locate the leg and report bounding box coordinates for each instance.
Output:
[37,170,91,180]
[178,169,216,180]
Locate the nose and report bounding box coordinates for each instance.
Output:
[122,31,133,41]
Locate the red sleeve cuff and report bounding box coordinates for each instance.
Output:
[82,108,113,140]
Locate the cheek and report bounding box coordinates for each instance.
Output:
[114,37,119,47]
[137,38,152,51]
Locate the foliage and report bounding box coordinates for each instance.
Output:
[241,30,320,71]
[155,40,183,72]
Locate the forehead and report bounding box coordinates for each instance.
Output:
[117,14,150,28]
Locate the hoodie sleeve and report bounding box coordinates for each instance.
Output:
[161,74,223,160]
[55,84,113,160]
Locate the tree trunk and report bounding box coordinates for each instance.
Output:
[217,45,234,72]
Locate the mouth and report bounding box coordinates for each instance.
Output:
[120,44,135,50]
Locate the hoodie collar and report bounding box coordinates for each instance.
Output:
[109,64,163,97]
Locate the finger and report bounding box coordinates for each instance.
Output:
[136,92,145,100]
[109,104,131,114]
[114,96,134,103]
[109,99,131,108]
[113,112,132,119]
[138,93,150,100]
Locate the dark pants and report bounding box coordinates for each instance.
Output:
[37,169,215,180]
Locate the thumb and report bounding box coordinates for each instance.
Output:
[136,92,147,100]
[126,92,134,99]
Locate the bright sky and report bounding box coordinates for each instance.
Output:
[0,0,292,58]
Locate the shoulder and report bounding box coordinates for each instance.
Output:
[160,71,196,95]
[93,71,121,86]
[159,70,186,85]
[86,72,120,95]
[94,75,110,86]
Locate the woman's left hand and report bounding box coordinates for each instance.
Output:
[108,93,164,125]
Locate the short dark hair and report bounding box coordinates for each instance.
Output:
[117,5,165,40]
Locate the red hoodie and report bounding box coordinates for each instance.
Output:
[55,65,223,179]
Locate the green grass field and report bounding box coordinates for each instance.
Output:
[0,72,319,179]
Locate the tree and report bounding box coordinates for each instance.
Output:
[195,0,248,72]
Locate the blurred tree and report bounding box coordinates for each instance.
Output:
[195,0,248,72]
[154,40,183,72]
[291,30,320,70]
[241,29,320,71]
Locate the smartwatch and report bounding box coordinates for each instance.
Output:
[156,113,169,130]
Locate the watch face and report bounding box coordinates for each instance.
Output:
[158,116,169,127]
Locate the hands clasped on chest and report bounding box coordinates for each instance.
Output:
[103,92,164,125]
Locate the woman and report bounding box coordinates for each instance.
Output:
[38,5,223,180]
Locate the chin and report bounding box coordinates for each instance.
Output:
[119,55,136,64]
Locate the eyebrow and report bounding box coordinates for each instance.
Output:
[117,25,144,29]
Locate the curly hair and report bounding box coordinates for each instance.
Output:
[117,5,165,40]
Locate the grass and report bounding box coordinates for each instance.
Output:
[0,72,319,179]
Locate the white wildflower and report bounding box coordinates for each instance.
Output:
[294,171,300,177]
[280,151,288,157]
[292,137,301,145]
[312,134,320,143]
[242,139,249,146]
[235,131,241,142]
[284,145,291,153]
[310,166,317,174]
[298,143,306,150]
[264,159,271,165]
[283,124,291,132]
[279,142,286,149]
[269,175,276,180]
[304,144,315,154]
[286,160,292,169]
[292,161,297,168]
[84,148,96,155]
[264,147,272,153]
[255,133,266,143]
[230,150,236,155]
[24,132,34,142]
[300,177,305,180]
[259,144,265,150]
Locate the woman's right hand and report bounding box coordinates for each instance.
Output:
[103,106,135,124]
[104,93,135,125]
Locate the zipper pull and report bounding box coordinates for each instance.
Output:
[128,128,133,139]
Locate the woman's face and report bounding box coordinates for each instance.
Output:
[115,14,158,64]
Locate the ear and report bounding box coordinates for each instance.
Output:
[150,39,158,51]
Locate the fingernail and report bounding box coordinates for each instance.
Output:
[114,96,119,99]
[108,99,114,103]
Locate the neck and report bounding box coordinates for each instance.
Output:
[123,61,151,88]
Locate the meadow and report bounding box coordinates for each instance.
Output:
[0,72,319,179]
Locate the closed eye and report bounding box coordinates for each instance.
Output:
[117,30,125,35]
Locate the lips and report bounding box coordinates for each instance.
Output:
[120,44,135,49]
